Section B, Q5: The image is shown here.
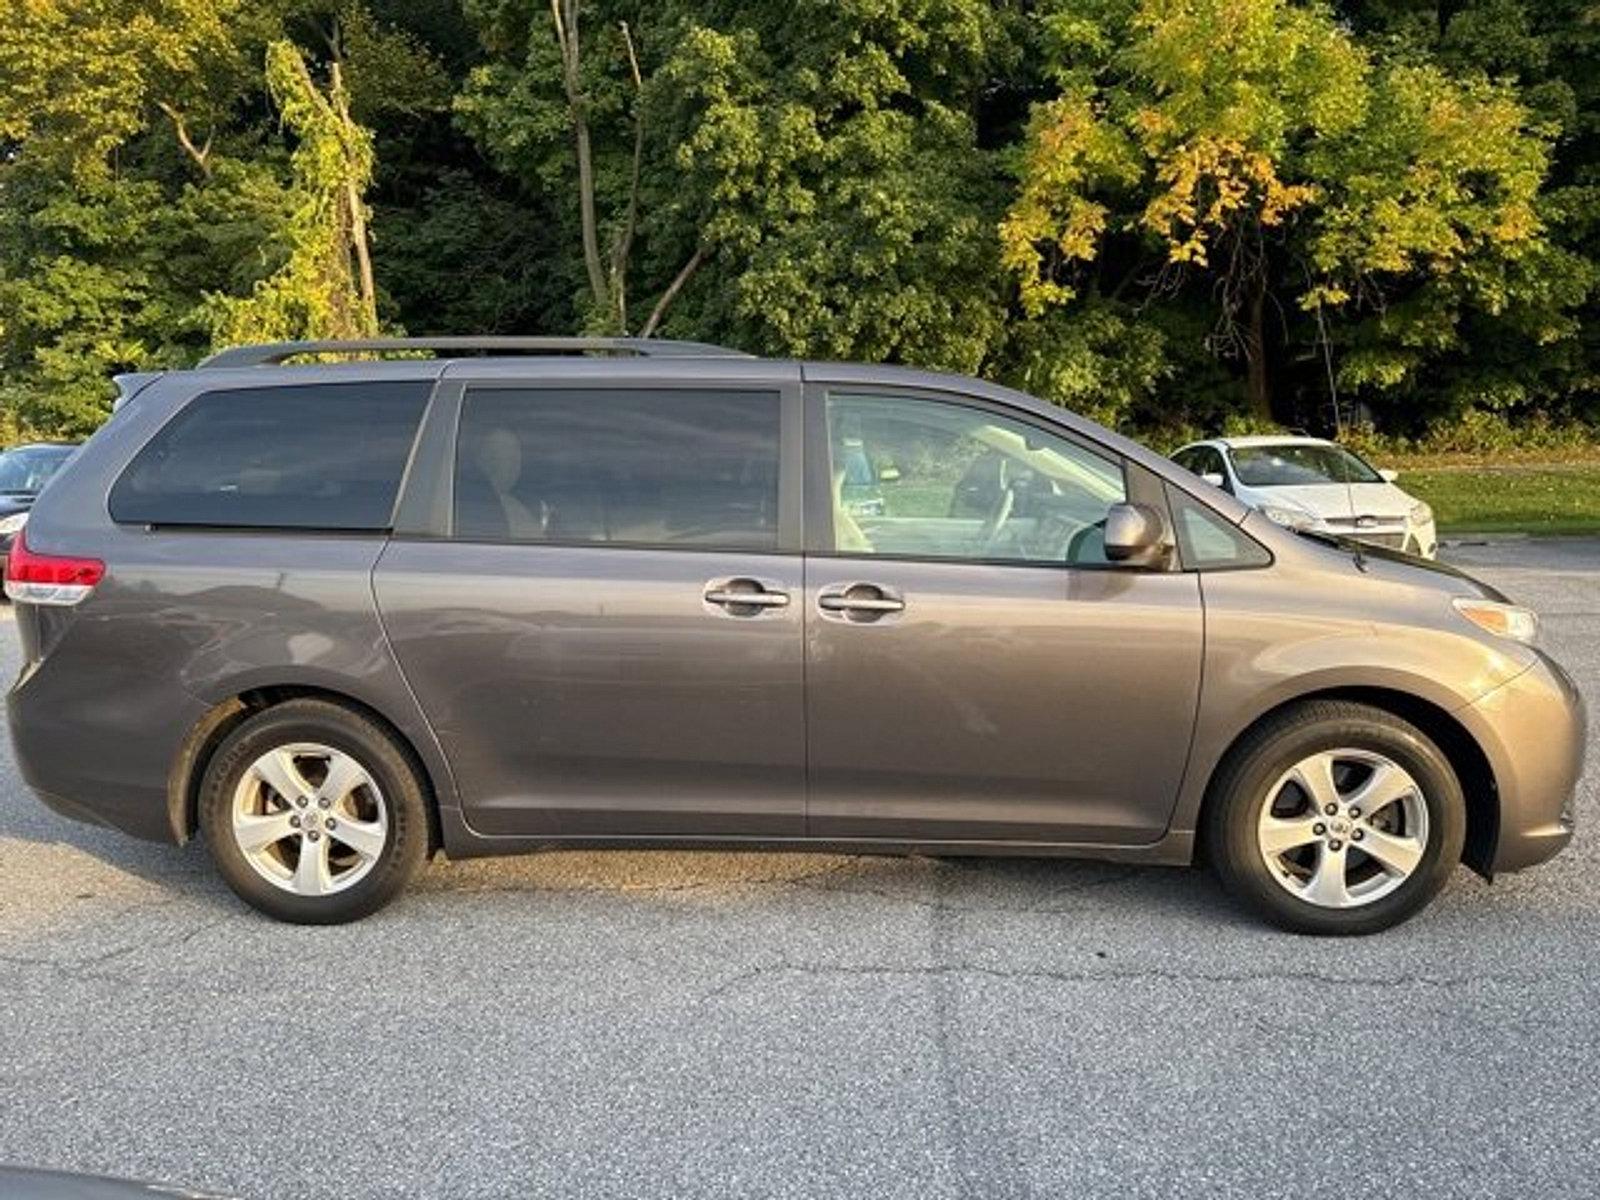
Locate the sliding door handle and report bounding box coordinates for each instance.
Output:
[818,594,904,613]
[704,578,791,616]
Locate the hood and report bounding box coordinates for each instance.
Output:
[1291,528,1512,602]
[1250,482,1415,521]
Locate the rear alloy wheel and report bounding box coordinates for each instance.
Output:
[231,743,390,898]
[200,700,430,923]
[1207,701,1465,935]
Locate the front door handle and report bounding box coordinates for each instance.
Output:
[817,582,905,621]
[704,577,791,616]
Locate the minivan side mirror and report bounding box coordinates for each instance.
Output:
[1379,468,1399,483]
[1103,502,1169,566]
[1200,471,1226,488]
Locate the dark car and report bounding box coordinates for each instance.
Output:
[0,1165,235,1198]
[4,338,1584,934]
[0,442,79,564]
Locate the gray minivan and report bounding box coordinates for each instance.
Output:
[5,338,1584,933]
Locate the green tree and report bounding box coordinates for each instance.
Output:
[0,0,291,433]
[211,39,381,344]
[457,0,1014,364]
[1331,1,1600,425]
[1001,0,1583,427]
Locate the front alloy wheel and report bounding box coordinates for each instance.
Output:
[1256,750,1429,909]
[1207,700,1465,935]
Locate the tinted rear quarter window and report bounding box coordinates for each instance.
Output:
[110,381,432,529]
[454,388,780,550]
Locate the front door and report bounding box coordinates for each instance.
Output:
[804,386,1203,845]
[375,378,805,838]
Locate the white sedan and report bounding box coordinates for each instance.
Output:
[1172,435,1438,558]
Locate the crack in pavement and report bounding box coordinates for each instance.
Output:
[692,956,1589,1007]
[0,912,230,976]
[784,865,1152,917]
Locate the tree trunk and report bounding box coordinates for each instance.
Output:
[1245,276,1273,423]
[551,0,612,323]
[640,247,706,338]
[330,62,378,337]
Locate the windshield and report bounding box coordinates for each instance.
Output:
[1229,443,1382,487]
[0,446,74,493]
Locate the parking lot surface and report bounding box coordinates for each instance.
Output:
[1,538,1596,1199]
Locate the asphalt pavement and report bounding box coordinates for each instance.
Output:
[1,538,1596,1199]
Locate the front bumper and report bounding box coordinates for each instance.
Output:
[1310,517,1436,559]
[1457,651,1586,873]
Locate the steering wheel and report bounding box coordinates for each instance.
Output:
[974,461,1015,553]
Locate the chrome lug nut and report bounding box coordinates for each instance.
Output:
[1323,803,1338,816]
[325,817,336,829]
[307,830,321,842]
[1351,829,1364,842]
[317,797,331,810]
[1349,807,1361,819]
[1328,838,1343,851]
[295,796,308,808]
[1313,823,1326,836]
[289,815,301,829]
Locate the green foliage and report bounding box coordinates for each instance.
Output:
[0,0,241,183]
[211,40,379,345]
[656,6,1009,368]
[1002,0,1585,428]
[1,0,1597,441]
[1344,409,1600,460]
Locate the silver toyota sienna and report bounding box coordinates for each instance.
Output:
[5,338,1585,933]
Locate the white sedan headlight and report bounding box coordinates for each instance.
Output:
[0,512,28,536]
[1259,503,1318,531]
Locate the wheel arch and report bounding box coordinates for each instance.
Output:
[168,684,447,855]
[1195,686,1498,878]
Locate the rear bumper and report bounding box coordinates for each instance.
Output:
[7,632,208,845]
[1458,651,1586,873]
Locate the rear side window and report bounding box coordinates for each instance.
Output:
[110,382,432,530]
[454,388,780,550]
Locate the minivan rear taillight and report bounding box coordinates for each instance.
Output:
[4,529,104,606]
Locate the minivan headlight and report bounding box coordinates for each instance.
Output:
[1453,597,1538,644]
[0,512,27,536]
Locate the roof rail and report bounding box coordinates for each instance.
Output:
[199,336,753,369]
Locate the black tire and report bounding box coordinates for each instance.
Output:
[1204,700,1466,936]
[198,699,431,924]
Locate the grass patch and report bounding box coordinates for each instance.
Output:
[1399,463,1600,535]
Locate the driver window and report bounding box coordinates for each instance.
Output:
[826,393,1127,565]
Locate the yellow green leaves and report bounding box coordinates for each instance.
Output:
[0,0,238,182]
[999,94,1138,314]
[210,41,378,346]
[1001,0,1559,396]
[1305,65,1549,289]
[1141,138,1317,266]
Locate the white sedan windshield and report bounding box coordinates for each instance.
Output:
[1231,444,1382,488]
